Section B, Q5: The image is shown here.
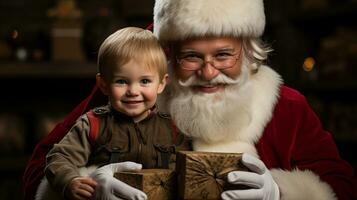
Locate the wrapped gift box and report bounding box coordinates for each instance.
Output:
[176,151,248,200]
[114,169,176,200]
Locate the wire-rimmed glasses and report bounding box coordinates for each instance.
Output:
[176,45,243,71]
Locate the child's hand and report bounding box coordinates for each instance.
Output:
[65,177,98,200]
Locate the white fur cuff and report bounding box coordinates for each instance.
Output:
[271,169,337,200]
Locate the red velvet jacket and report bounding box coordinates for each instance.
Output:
[256,86,357,199]
[23,85,357,200]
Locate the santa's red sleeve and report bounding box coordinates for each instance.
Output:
[22,85,106,200]
[258,86,357,200]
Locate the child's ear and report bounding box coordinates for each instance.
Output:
[157,74,169,94]
[96,73,109,95]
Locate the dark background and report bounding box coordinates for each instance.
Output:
[0,0,356,199]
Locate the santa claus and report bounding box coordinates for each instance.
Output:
[153,0,356,199]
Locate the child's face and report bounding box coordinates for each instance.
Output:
[102,59,167,122]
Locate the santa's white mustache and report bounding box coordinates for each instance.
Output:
[178,73,241,88]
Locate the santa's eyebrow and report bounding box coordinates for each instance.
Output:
[179,49,200,54]
[179,47,236,54]
[216,48,235,52]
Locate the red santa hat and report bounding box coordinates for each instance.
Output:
[153,0,266,42]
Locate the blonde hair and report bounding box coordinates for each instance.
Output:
[98,27,167,82]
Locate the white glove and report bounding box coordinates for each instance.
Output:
[221,153,280,200]
[90,162,147,200]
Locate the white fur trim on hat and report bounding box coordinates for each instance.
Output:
[154,0,265,42]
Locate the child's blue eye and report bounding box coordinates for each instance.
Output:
[115,79,127,85]
[141,79,152,84]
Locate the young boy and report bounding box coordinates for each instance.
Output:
[43,27,175,200]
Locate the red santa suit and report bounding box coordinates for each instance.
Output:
[190,66,357,200]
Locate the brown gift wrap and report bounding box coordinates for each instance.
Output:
[176,151,248,200]
[114,169,176,200]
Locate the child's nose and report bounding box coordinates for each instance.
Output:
[126,84,140,96]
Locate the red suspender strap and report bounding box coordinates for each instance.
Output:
[145,23,153,31]
[86,111,100,146]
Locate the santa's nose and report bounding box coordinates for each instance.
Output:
[197,63,220,81]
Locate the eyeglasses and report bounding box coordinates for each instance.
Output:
[176,45,243,71]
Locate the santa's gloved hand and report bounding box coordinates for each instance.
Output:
[90,162,147,200]
[221,153,279,200]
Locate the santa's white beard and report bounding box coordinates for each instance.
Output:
[168,64,253,144]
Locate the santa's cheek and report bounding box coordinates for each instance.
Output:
[176,70,195,81]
